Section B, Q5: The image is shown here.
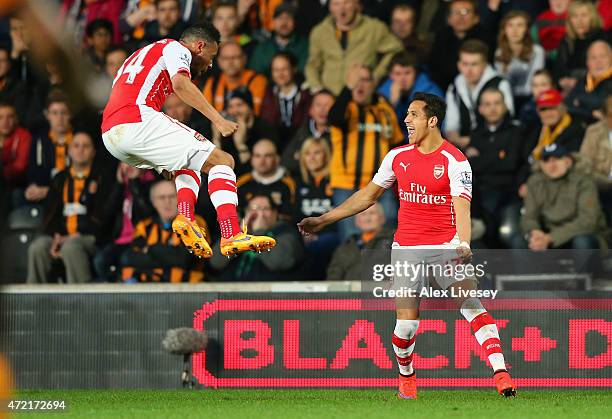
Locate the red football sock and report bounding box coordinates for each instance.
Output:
[461,298,507,372]
[392,319,419,376]
[207,165,240,238]
[175,169,200,221]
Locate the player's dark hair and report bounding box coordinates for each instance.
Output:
[413,92,446,127]
[459,39,489,61]
[180,20,221,45]
[388,51,420,73]
[85,18,113,38]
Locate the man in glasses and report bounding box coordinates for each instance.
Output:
[428,0,498,90]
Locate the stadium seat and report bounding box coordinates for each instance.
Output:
[7,205,43,231]
[0,229,37,284]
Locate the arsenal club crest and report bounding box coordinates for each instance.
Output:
[433,164,444,179]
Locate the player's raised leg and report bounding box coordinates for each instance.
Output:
[393,305,420,399]
[202,149,276,257]
[171,169,212,258]
[457,293,516,397]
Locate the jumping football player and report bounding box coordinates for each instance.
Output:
[101,21,276,258]
[298,93,516,399]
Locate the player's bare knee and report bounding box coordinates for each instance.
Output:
[201,150,234,173]
[396,307,419,320]
[220,151,235,169]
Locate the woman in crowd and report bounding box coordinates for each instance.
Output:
[554,0,608,93]
[294,137,339,279]
[495,10,546,111]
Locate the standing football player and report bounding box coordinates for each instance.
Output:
[102,21,275,258]
[298,93,516,399]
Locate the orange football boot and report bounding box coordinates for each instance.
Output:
[172,214,213,258]
[397,373,417,400]
[494,370,517,397]
[219,223,276,257]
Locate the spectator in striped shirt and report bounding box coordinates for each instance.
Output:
[202,41,268,115]
[27,131,110,284]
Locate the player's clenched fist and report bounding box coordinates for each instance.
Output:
[215,118,239,137]
[297,217,326,235]
[456,243,473,264]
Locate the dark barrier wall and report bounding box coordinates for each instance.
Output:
[2,292,611,389]
[1,292,217,389]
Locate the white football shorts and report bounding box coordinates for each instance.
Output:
[102,108,215,173]
[390,234,468,292]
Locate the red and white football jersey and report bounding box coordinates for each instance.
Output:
[101,39,192,133]
[372,140,472,246]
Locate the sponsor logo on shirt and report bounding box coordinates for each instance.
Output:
[399,161,410,172]
[398,183,447,205]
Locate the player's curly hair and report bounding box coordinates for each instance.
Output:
[413,93,446,127]
[180,20,221,45]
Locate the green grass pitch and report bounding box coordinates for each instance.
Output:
[12,389,611,419]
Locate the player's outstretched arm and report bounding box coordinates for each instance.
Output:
[171,73,238,136]
[297,182,386,235]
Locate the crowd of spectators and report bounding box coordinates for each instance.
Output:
[0,0,610,283]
